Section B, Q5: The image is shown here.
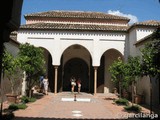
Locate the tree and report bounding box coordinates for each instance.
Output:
[2,49,22,95]
[126,56,142,105]
[141,27,160,114]
[151,27,160,70]
[109,56,142,100]
[18,43,46,97]
[109,57,129,98]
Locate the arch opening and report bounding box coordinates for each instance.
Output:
[61,44,92,93]
[98,48,123,93]
[63,58,89,92]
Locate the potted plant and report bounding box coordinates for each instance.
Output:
[2,49,22,103]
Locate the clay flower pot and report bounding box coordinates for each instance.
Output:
[6,94,18,103]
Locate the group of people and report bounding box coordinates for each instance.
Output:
[40,75,49,95]
[39,75,81,94]
[70,76,81,93]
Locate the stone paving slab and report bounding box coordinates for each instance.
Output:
[5,92,154,120]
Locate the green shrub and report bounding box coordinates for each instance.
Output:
[21,96,36,103]
[2,112,15,120]
[21,96,29,103]
[29,97,36,102]
[124,105,142,112]
[114,98,129,106]
[8,103,27,111]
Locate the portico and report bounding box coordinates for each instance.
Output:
[17,10,128,94]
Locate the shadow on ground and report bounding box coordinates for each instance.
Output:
[13,117,130,120]
[2,92,45,120]
[32,92,45,99]
[12,117,160,120]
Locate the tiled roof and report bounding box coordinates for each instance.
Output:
[20,23,129,32]
[25,10,130,21]
[128,20,160,31]
[133,20,160,26]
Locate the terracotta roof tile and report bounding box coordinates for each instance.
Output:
[25,10,130,21]
[128,20,160,31]
[20,23,129,32]
[133,20,160,26]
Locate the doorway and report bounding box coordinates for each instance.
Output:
[63,58,89,92]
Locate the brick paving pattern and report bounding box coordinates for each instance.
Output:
[3,92,153,120]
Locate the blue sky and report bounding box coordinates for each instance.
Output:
[21,0,160,25]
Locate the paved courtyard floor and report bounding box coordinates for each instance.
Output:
[3,92,157,120]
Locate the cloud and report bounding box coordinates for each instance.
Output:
[107,10,138,24]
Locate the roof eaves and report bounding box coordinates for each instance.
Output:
[128,21,160,31]
[19,23,128,32]
[24,10,130,21]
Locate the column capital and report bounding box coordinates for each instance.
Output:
[93,66,99,69]
[54,65,59,69]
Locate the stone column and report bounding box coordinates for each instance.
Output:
[54,66,58,94]
[22,71,26,96]
[94,66,98,95]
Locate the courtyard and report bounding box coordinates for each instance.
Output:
[3,92,156,120]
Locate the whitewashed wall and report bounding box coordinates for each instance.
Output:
[128,27,159,106]
[17,30,126,67]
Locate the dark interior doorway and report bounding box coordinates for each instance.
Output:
[63,58,89,92]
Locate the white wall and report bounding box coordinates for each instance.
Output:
[128,28,137,56]
[128,27,155,57]
[62,45,90,66]
[136,28,155,41]
[104,49,123,93]
[129,26,159,105]
[17,30,126,67]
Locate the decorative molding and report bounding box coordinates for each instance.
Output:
[26,20,128,26]
[60,38,93,41]
[137,28,154,32]
[28,37,54,40]
[19,30,126,37]
[58,32,125,37]
[100,39,125,42]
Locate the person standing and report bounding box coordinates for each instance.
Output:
[70,76,76,93]
[77,78,81,93]
[39,75,44,93]
[43,75,49,95]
